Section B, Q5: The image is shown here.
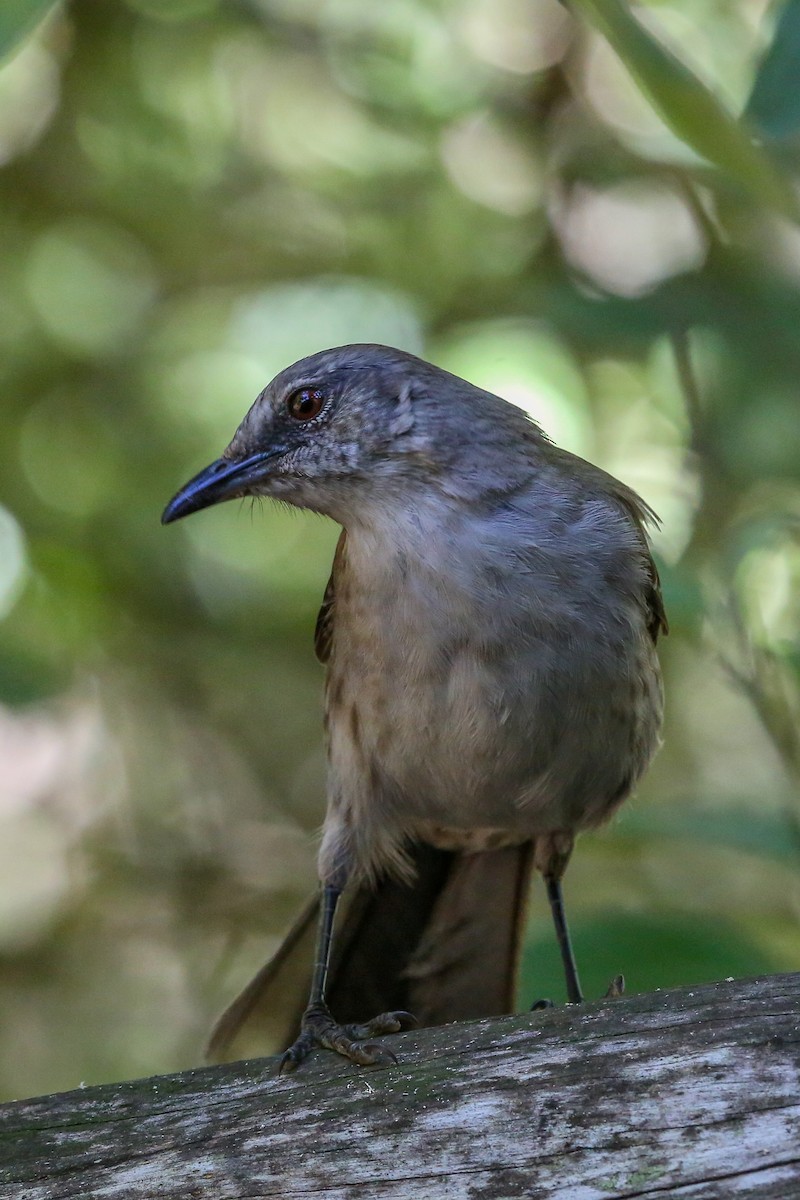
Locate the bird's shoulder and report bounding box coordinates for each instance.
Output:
[575,458,669,644]
[314,452,668,660]
[599,473,668,643]
[314,528,346,664]
[513,445,668,645]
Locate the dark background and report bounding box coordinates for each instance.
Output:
[1,0,799,1102]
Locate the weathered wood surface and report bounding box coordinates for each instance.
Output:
[2,973,799,1199]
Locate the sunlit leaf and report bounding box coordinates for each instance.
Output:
[570,0,799,219]
[0,0,57,62]
[745,0,800,141]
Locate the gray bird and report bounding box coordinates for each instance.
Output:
[163,344,667,1071]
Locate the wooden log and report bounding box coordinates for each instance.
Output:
[2,973,799,1199]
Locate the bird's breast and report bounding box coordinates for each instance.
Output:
[324,508,662,840]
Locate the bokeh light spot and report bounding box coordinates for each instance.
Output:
[0,506,28,620]
[433,321,590,454]
[459,0,570,76]
[556,182,707,297]
[231,277,423,380]
[19,389,124,518]
[441,112,541,216]
[26,220,158,357]
[0,40,59,164]
[0,812,69,950]
[156,351,269,442]
[737,534,800,650]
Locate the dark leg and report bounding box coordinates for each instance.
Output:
[545,875,583,1004]
[531,865,625,1009]
[309,883,339,1007]
[279,884,416,1074]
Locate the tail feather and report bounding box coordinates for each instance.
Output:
[404,842,534,1024]
[206,894,319,1062]
[207,840,534,1063]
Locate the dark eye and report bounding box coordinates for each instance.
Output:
[287,388,325,421]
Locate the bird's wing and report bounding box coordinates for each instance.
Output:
[539,446,668,645]
[314,529,347,664]
[609,480,669,643]
[643,555,669,643]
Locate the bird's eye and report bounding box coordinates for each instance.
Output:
[287,388,325,421]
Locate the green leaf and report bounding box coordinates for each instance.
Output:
[570,0,799,220]
[521,911,777,1004]
[746,0,800,140]
[0,0,57,63]
[0,645,68,705]
[615,805,800,865]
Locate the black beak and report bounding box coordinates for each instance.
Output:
[161,450,277,525]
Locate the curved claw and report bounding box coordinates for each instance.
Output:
[361,1042,399,1066]
[342,1040,398,1067]
[343,1010,418,1040]
[278,1004,416,1074]
[279,1036,313,1074]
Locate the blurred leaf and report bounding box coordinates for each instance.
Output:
[521,911,778,1004]
[655,562,703,635]
[570,0,799,219]
[0,0,57,62]
[0,645,67,705]
[745,0,800,141]
[616,805,800,865]
[535,260,800,372]
[2,0,800,1106]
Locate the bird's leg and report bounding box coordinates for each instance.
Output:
[530,831,583,1004]
[530,831,625,1009]
[545,873,583,1004]
[279,884,415,1073]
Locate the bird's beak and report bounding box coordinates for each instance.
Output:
[161,450,277,525]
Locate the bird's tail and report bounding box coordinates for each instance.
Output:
[207,840,534,1063]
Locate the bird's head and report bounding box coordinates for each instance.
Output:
[162,342,545,528]
[161,343,455,526]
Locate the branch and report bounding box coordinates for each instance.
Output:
[2,974,800,1198]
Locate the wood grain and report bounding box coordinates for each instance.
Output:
[2,974,799,1199]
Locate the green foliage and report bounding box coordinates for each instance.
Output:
[0,0,56,61]
[746,0,800,140]
[572,0,799,216]
[522,909,778,1004]
[0,0,799,1101]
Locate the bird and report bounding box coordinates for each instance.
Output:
[162,343,667,1072]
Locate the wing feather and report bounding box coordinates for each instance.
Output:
[314,529,347,664]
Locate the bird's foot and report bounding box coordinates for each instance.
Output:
[279,1002,417,1074]
[531,974,625,1010]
